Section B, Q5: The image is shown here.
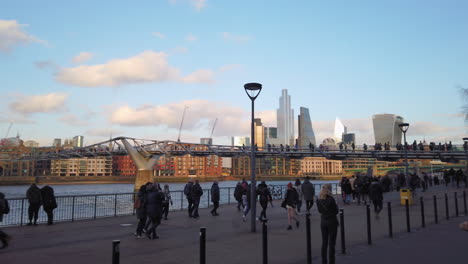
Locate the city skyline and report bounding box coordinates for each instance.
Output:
[1,1,467,147]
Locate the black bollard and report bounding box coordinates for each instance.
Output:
[200,227,206,264]
[433,195,438,224]
[405,199,410,232]
[112,240,120,264]
[366,204,372,245]
[464,191,467,215]
[306,213,311,264]
[420,197,425,228]
[339,209,346,254]
[455,192,459,217]
[262,219,268,264]
[445,193,449,220]
[387,202,393,238]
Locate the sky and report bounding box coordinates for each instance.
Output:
[1,0,467,146]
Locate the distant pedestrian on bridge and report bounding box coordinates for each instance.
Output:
[210,181,220,216]
[317,184,339,264]
[191,180,203,218]
[0,192,11,249]
[302,176,315,213]
[26,184,42,226]
[41,186,57,225]
[184,179,194,218]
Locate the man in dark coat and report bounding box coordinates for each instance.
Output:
[369,179,384,217]
[145,184,165,239]
[191,180,203,218]
[41,186,57,225]
[0,192,11,249]
[257,181,272,220]
[234,182,244,211]
[135,183,149,238]
[301,177,315,212]
[210,180,220,216]
[26,184,42,226]
[184,179,194,217]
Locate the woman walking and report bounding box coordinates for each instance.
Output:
[283,182,300,230]
[162,184,173,220]
[294,179,303,213]
[317,184,339,264]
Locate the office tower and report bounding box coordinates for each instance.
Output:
[372,114,404,145]
[298,107,316,148]
[264,127,279,145]
[52,138,62,147]
[254,118,265,148]
[231,136,251,146]
[200,138,213,145]
[72,135,84,148]
[277,89,295,146]
[334,117,345,143]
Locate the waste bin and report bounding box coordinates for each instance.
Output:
[400,188,413,205]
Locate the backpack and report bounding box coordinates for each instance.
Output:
[0,199,9,215]
[184,184,192,196]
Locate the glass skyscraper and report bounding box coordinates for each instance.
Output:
[298,107,316,147]
[277,89,295,145]
[372,114,404,145]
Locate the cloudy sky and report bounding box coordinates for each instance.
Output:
[1,0,467,146]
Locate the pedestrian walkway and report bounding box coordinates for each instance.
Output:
[0,186,466,264]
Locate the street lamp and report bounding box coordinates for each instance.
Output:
[399,123,410,187]
[244,82,262,233]
[463,137,468,188]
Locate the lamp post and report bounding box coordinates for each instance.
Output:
[399,123,410,187]
[244,82,262,233]
[463,137,468,188]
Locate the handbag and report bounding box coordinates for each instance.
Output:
[281,200,287,209]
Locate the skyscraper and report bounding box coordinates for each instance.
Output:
[334,117,345,143]
[52,138,61,147]
[231,136,251,146]
[298,107,316,148]
[254,118,265,148]
[264,127,279,145]
[372,114,404,145]
[72,135,84,148]
[277,89,295,146]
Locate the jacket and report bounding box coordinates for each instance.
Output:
[26,185,42,205]
[41,186,57,211]
[369,182,383,201]
[0,193,9,222]
[146,190,165,218]
[257,184,272,202]
[284,189,299,207]
[302,180,315,201]
[211,183,220,202]
[234,184,243,201]
[317,196,339,222]
[191,183,203,200]
[294,184,303,200]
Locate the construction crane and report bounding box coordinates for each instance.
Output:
[5,122,13,138]
[209,118,218,141]
[177,106,189,142]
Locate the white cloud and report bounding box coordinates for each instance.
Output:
[181,69,215,84]
[219,64,243,72]
[71,52,94,64]
[185,33,198,42]
[191,0,207,11]
[0,19,44,52]
[58,114,91,126]
[110,100,249,136]
[55,50,215,87]
[222,32,251,44]
[9,92,68,114]
[152,32,166,39]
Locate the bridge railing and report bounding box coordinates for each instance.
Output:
[1,183,340,227]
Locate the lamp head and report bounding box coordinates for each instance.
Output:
[398,123,409,133]
[244,82,262,100]
[463,137,468,141]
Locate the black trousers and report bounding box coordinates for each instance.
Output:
[236,199,244,210]
[0,229,10,249]
[211,201,219,214]
[373,200,383,214]
[306,200,314,211]
[136,215,146,236]
[320,220,338,264]
[259,200,268,219]
[162,203,170,218]
[187,197,194,216]
[28,203,40,223]
[193,198,200,217]
[44,208,54,224]
[297,200,303,212]
[147,216,161,239]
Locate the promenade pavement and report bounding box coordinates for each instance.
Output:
[0,185,466,264]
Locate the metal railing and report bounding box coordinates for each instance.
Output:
[1,183,340,227]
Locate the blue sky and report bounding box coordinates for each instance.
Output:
[0,0,467,146]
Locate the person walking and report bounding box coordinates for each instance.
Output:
[0,192,11,249]
[317,184,339,264]
[234,182,244,211]
[302,177,315,213]
[145,184,165,239]
[349,175,356,202]
[184,179,194,217]
[135,183,149,239]
[257,181,272,220]
[26,184,42,226]
[191,180,203,218]
[162,184,173,220]
[369,179,384,218]
[242,183,251,222]
[283,182,300,230]
[41,186,57,225]
[210,181,220,216]
[294,179,304,213]
[342,178,353,205]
